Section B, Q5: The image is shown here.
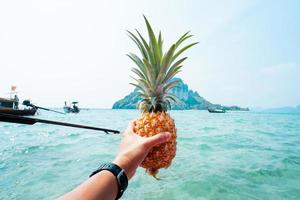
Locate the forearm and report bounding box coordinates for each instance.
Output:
[58,121,171,200]
[57,171,118,200]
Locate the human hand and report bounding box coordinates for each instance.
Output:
[113,120,171,180]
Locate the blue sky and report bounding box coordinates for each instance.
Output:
[0,0,299,108]
[188,0,300,108]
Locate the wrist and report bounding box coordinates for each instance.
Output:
[90,163,128,199]
[113,156,135,180]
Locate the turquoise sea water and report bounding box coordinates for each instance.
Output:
[0,110,300,200]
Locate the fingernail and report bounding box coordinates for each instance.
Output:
[163,132,171,141]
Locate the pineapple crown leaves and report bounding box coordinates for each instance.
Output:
[127,15,198,112]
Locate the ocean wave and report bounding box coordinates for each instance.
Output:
[21,145,45,154]
[66,133,80,138]
[198,144,212,150]
[200,127,218,131]
[228,167,284,179]
[255,130,277,136]
[14,143,70,156]
[282,156,300,166]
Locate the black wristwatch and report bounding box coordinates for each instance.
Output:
[89,163,128,199]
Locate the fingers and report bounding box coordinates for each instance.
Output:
[144,132,171,149]
[128,120,135,129]
[124,120,136,135]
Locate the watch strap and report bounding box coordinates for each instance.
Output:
[90,163,128,199]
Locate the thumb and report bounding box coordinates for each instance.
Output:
[144,132,171,149]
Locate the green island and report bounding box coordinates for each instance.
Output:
[113,78,249,111]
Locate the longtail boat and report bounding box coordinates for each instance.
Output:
[63,102,80,113]
[208,108,226,113]
[0,97,37,116]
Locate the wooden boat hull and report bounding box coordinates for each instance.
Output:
[0,107,37,116]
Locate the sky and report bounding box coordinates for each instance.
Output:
[0,0,299,108]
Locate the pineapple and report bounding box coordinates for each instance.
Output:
[127,16,197,177]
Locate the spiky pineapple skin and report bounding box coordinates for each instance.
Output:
[134,112,177,176]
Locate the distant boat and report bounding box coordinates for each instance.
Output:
[63,101,80,113]
[0,97,37,116]
[208,108,226,113]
